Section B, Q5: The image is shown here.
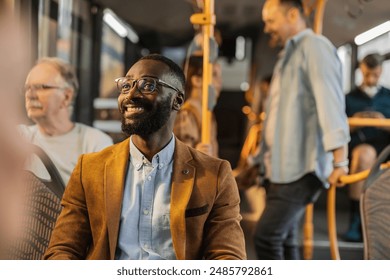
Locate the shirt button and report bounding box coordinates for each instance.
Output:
[147,176,152,181]
[159,163,164,169]
[144,244,149,249]
[136,163,141,168]
[143,209,149,215]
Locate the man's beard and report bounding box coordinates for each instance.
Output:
[362,85,379,98]
[121,96,172,138]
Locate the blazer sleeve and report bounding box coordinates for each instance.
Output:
[44,155,92,259]
[203,160,247,260]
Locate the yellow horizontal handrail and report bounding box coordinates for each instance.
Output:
[348,117,390,128]
[338,162,390,185]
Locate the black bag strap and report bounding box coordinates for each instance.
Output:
[31,144,65,198]
[363,145,390,191]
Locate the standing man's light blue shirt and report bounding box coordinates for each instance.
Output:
[262,29,350,186]
[115,135,176,259]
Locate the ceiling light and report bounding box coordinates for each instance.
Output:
[354,21,390,45]
[103,10,127,37]
[103,9,139,43]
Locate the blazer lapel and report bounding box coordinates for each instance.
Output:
[105,138,130,259]
[170,139,195,260]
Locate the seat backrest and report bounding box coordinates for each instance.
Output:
[6,145,65,260]
[361,145,390,260]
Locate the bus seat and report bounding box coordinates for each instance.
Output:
[6,145,65,260]
[361,145,390,260]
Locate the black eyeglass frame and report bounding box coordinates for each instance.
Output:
[114,76,182,95]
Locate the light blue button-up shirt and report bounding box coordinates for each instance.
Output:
[115,135,176,259]
[262,29,350,186]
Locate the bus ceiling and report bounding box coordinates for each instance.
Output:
[93,0,390,49]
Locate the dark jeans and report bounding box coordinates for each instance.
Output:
[253,173,323,260]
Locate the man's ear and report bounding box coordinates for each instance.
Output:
[62,89,74,108]
[172,92,184,111]
[287,6,300,23]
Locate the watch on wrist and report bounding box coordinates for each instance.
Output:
[333,159,349,168]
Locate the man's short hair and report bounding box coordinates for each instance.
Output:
[279,0,304,14]
[139,54,185,96]
[361,53,384,69]
[35,57,79,115]
[36,57,79,94]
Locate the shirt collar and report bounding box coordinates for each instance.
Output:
[285,28,313,49]
[129,135,175,171]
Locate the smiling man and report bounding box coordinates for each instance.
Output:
[44,54,246,260]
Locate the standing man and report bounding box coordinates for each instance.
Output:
[20,57,113,185]
[44,54,246,260]
[344,53,390,242]
[254,0,350,259]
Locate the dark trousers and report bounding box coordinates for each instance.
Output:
[253,173,323,260]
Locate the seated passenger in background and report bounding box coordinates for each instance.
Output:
[43,54,246,260]
[173,55,222,157]
[344,53,390,242]
[20,57,113,185]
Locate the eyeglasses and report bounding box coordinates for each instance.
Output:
[114,77,182,95]
[24,84,67,93]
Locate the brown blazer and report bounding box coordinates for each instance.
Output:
[44,138,246,260]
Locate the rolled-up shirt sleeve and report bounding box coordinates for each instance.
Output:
[305,36,350,151]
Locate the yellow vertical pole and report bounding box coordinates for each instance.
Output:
[327,183,341,260]
[189,0,216,146]
[201,0,214,145]
[303,204,314,260]
[313,0,327,35]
